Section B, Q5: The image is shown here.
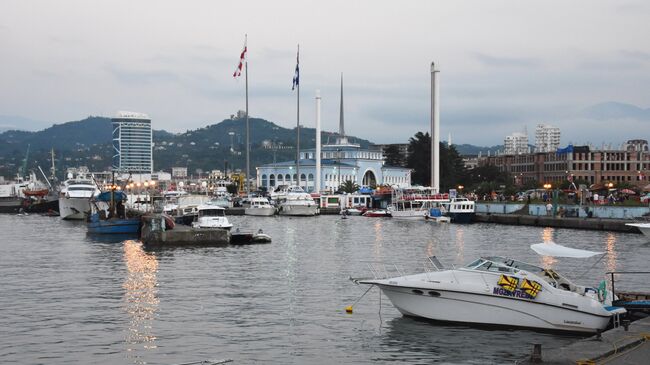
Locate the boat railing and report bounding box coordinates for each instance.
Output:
[359,258,444,280]
[606,271,650,300]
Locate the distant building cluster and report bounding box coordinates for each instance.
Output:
[503,132,529,155]
[535,124,561,153]
[482,139,650,187]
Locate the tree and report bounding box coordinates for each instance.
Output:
[406,132,467,191]
[338,180,360,194]
[383,145,404,167]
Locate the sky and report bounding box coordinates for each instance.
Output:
[1,0,649,146]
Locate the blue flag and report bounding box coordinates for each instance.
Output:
[292,48,299,90]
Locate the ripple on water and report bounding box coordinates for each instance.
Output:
[1,214,649,364]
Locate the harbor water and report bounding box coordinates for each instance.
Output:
[1,214,649,364]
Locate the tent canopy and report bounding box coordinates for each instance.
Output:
[530,242,603,258]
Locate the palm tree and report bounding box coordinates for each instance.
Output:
[338,180,359,194]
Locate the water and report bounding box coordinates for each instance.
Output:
[1,214,649,364]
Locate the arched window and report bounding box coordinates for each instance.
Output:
[285,174,291,183]
[293,174,298,183]
[300,174,306,186]
[262,174,268,188]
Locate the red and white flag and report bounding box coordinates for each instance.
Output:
[233,37,247,78]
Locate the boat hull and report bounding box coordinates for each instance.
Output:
[59,197,91,220]
[245,207,276,216]
[279,204,317,216]
[389,210,427,219]
[87,218,141,234]
[447,212,475,224]
[626,223,650,240]
[376,284,612,333]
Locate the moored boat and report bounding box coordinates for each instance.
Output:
[356,242,625,333]
[58,173,101,220]
[244,197,276,216]
[192,203,233,230]
[362,209,391,218]
[275,185,318,216]
[626,222,650,241]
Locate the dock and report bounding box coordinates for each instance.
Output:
[519,316,650,364]
[474,214,641,233]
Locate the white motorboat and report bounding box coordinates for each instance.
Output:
[245,197,276,216]
[191,203,233,230]
[357,243,625,334]
[625,223,650,241]
[58,174,101,220]
[276,185,318,216]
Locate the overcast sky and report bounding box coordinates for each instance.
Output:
[1,0,649,146]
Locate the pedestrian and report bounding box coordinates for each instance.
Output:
[546,202,553,216]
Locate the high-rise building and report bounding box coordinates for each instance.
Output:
[535,123,561,153]
[112,111,153,173]
[503,132,529,155]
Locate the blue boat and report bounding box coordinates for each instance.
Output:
[87,213,140,234]
[86,187,140,235]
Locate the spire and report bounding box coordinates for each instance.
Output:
[339,73,345,137]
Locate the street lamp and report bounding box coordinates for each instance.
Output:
[607,182,614,189]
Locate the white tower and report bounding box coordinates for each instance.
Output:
[315,90,322,193]
[431,62,440,192]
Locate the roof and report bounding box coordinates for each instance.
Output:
[259,159,356,168]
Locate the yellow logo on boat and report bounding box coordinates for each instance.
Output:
[497,274,519,292]
[520,279,542,298]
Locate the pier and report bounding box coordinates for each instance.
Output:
[520,316,650,364]
[474,213,641,233]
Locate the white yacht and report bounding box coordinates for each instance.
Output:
[274,185,318,216]
[192,203,233,230]
[245,197,276,216]
[58,174,101,220]
[357,243,625,334]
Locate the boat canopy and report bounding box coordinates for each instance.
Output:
[95,191,127,202]
[530,242,603,258]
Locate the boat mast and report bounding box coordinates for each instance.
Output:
[245,34,250,195]
[50,148,56,182]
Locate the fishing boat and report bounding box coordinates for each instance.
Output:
[86,191,140,235]
[192,203,233,230]
[356,242,625,333]
[244,197,276,216]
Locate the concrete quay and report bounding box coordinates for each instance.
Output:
[474,214,641,233]
[519,317,650,364]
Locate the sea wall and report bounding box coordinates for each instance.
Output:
[476,202,649,219]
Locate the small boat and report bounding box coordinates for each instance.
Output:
[231,229,272,244]
[425,207,450,222]
[192,203,233,230]
[245,197,276,216]
[441,197,475,223]
[362,209,391,218]
[344,207,365,216]
[356,242,625,333]
[626,222,650,241]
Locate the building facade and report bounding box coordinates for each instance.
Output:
[112,111,153,173]
[503,132,529,155]
[483,140,650,187]
[535,123,561,153]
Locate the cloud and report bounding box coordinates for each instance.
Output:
[472,53,540,68]
[104,64,181,85]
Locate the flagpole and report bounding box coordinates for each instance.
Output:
[245,34,250,195]
[296,44,300,188]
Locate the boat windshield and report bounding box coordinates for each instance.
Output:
[200,209,225,217]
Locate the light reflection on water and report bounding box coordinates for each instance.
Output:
[123,240,159,362]
[2,214,650,364]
